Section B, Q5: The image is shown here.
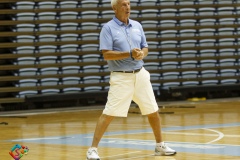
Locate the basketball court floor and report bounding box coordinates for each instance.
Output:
[0,97,240,160]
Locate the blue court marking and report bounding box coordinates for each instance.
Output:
[6,122,240,157]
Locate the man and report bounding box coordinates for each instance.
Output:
[86,0,177,159]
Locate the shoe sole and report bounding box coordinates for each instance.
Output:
[86,158,100,160]
[155,151,177,156]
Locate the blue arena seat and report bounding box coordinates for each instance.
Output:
[37,23,58,31]
[13,35,36,43]
[12,1,35,9]
[60,55,80,63]
[162,72,180,79]
[198,28,216,36]
[82,54,102,62]
[41,89,60,95]
[59,1,79,8]
[180,60,198,68]
[37,1,57,9]
[62,66,81,74]
[161,51,178,58]
[13,24,36,32]
[199,59,217,68]
[59,22,80,31]
[179,29,196,37]
[181,71,199,78]
[15,68,38,76]
[200,70,218,78]
[38,56,58,64]
[38,34,58,42]
[182,81,199,86]
[141,9,159,18]
[60,34,80,41]
[180,50,197,58]
[12,12,35,21]
[199,49,217,57]
[16,90,38,98]
[13,46,35,54]
[40,67,59,75]
[59,11,80,20]
[179,8,196,17]
[40,78,60,86]
[14,57,37,65]
[160,30,178,37]
[62,77,81,85]
[80,0,99,8]
[139,0,159,6]
[63,87,82,93]
[37,12,57,20]
[38,45,58,54]
[82,76,102,84]
[15,79,38,87]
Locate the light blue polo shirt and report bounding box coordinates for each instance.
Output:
[100,16,148,71]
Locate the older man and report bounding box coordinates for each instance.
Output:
[86,0,176,159]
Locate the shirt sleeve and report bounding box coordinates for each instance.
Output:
[140,25,148,49]
[99,25,113,51]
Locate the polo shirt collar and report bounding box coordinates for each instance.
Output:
[113,16,132,27]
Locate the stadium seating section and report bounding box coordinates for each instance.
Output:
[0,0,239,109]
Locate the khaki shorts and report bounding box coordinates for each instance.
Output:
[103,67,159,117]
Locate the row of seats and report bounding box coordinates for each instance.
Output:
[10,27,240,43]
[11,7,240,21]
[12,22,103,32]
[152,69,239,79]
[148,49,239,58]
[13,55,103,64]
[3,0,239,102]
[11,0,240,10]
[12,45,240,56]
[14,66,107,76]
[12,58,240,68]
[12,57,240,75]
[14,68,240,83]
[146,28,240,38]
[15,77,239,98]
[161,78,239,88]
[16,86,108,98]
[11,51,240,63]
[143,59,239,70]
[12,44,99,54]
[149,18,240,27]
[11,18,240,33]
[15,76,109,87]
[12,34,99,42]
[14,72,239,88]
[9,50,240,65]
[149,38,240,48]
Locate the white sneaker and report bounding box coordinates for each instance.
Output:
[86,147,101,160]
[155,142,177,156]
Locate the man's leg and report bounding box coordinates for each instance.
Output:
[147,111,177,156]
[87,114,114,159]
[91,114,114,147]
[147,111,162,143]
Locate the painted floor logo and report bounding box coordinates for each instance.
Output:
[9,144,29,160]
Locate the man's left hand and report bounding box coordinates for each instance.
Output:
[132,48,144,60]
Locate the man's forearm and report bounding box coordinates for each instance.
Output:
[142,48,148,58]
[102,50,131,60]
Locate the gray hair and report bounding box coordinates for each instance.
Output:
[111,0,119,7]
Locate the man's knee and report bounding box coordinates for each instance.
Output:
[100,114,114,122]
[147,111,160,118]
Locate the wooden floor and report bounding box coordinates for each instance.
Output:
[0,97,240,160]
